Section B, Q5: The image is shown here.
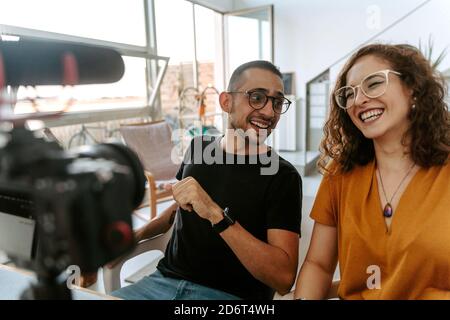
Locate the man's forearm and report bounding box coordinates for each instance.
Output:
[135,202,178,241]
[169,179,298,295]
[219,222,298,295]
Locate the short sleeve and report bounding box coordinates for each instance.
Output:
[175,142,190,180]
[265,170,302,236]
[175,136,199,180]
[309,175,337,226]
[175,162,185,180]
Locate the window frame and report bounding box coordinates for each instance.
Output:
[1,1,272,128]
[0,0,168,128]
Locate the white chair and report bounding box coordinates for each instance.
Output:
[103,225,174,294]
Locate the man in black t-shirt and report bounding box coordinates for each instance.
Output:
[112,60,302,300]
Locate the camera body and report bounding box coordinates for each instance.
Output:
[0,37,145,298]
[0,126,146,274]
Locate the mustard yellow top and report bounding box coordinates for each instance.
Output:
[310,160,450,299]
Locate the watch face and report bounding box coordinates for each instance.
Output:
[223,207,235,225]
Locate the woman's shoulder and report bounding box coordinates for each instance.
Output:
[322,159,375,182]
[427,156,450,176]
[421,155,450,172]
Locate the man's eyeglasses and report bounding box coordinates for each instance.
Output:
[334,69,402,110]
[228,90,292,114]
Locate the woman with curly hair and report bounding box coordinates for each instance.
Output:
[294,43,450,300]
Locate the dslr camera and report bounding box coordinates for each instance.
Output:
[0,38,146,299]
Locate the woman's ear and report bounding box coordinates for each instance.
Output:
[219,92,232,114]
[408,88,416,104]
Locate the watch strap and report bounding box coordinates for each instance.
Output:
[212,207,234,233]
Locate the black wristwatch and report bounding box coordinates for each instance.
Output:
[212,207,235,233]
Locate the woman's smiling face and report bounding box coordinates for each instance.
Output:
[344,54,414,141]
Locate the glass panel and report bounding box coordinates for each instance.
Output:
[194,4,223,132]
[261,20,271,62]
[0,0,146,46]
[155,0,195,118]
[227,15,260,72]
[14,56,147,113]
[225,6,272,78]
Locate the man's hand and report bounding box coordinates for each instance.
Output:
[79,272,98,288]
[105,201,178,269]
[105,229,141,269]
[169,177,223,224]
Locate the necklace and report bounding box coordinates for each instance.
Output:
[377,163,416,218]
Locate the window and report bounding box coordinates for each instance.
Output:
[0,0,159,118]
[1,0,224,126]
[225,6,272,77]
[194,5,223,130]
[14,57,147,114]
[154,0,223,131]
[155,0,196,117]
[0,0,146,46]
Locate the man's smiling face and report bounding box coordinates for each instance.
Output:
[226,68,284,144]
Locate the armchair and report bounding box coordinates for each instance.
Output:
[120,120,179,219]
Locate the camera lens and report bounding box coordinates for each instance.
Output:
[74,143,146,209]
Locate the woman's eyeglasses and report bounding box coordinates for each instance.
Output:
[334,69,402,110]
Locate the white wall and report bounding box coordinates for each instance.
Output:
[231,0,450,99]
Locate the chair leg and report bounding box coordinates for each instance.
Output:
[150,192,157,220]
[146,172,158,220]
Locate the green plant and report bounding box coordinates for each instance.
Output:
[418,36,447,70]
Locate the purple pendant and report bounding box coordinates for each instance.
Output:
[383,203,393,217]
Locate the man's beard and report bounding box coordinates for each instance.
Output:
[228,117,271,148]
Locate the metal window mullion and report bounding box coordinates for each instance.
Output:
[223,13,230,86]
[42,106,152,128]
[0,24,148,58]
[192,3,199,89]
[144,0,160,119]
[258,19,263,60]
[144,0,158,55]
[268,5,274,62]
[220,13,227,131]
[186,0,225,14]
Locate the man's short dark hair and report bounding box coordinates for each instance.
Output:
[227,60,283,91]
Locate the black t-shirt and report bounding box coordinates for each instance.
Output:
[157,136,302,299]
